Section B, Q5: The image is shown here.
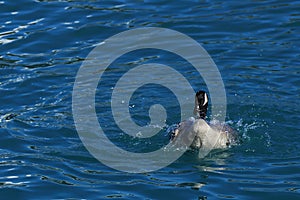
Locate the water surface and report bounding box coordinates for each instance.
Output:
[0,0,299,199]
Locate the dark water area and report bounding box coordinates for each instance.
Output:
[0,0,299,199]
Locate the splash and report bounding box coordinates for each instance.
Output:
[230,118,271,153]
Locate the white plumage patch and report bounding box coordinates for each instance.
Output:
[203,93,208,106]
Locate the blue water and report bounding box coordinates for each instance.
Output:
[1,0,300,199]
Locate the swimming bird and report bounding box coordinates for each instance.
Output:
[168,91,238,150]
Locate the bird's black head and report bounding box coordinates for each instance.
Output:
[193,90,208,119]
